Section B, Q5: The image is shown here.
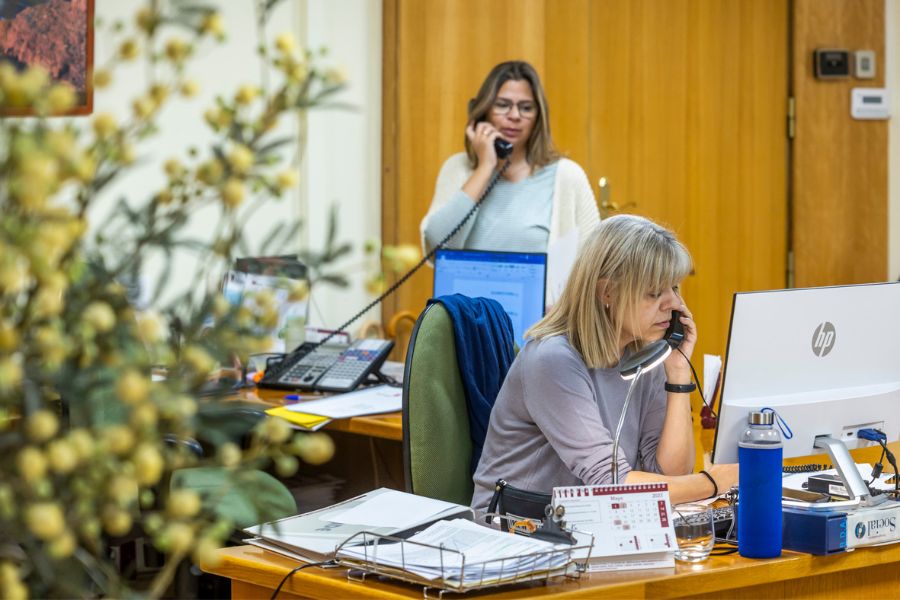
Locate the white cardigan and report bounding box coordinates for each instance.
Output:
[420,153,600,304]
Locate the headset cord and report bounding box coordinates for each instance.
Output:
[310,159,512,349]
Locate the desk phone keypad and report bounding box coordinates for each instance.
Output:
[316,345,389,390]
[277,346,344,386]
[261,338,394,392]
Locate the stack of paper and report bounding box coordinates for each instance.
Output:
[337,519,572,586]
[244,488,472,563]
[266,385,403,431]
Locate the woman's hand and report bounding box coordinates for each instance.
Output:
[706,463,739,496]
[663,303,696,384]
[466,120,500,172]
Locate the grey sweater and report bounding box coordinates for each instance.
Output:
[471,335,667,514]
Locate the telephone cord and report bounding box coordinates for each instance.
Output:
[309,158,512,349]
[675,346,716,417]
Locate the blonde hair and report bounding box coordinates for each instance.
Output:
[465,61,559,169]
[527,215,692,368]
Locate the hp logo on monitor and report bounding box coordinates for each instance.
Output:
[811,322,836,357]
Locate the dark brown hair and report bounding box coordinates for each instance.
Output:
[465,61,559,169]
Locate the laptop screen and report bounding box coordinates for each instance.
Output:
[433,249,547,348]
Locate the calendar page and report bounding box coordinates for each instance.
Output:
[552,483,676,571]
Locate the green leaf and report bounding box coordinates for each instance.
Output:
[255,136,295,156]
[316,273,349,288]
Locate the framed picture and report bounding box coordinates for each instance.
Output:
[0,0,94,116]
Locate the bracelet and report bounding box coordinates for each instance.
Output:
[664,381,697,394]
[699,469,719,499]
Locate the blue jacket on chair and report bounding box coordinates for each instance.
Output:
[428,294,515,473]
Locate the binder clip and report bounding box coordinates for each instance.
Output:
[531,504,576,545]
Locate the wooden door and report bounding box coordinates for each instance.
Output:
[791,0,887,287]
[584,0,789,365]
[383,0,789,366]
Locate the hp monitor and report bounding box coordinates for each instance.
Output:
[712,283,900,501]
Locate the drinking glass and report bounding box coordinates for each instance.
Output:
[673,503,715,563]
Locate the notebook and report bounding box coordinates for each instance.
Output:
[433,249,547,348]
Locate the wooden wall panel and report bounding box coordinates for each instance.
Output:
[542,0,590,166]
[385,1,789,368]
[792,0,887,286]
[588,0,788,362]
[382,0,555,321]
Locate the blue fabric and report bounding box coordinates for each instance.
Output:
[428,294,516,473]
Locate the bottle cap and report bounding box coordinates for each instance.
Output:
[748,410,774,425]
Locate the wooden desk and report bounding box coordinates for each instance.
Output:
[248,387,402,442]
[206,542,900,599]
[245,387,405,498]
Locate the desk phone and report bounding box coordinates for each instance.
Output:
[259,338,394,393]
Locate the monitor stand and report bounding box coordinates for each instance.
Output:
[813,436,887,507]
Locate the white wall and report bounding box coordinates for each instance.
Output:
[88,0,381,329]
[888,0,900,280]
[301,0,382,330]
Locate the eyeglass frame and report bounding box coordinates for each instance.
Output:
[491,99,538,119]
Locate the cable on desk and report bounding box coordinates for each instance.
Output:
[270,560,335,600]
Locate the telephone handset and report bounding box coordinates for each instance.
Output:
[663,310,685,349]
[469,98,514,160]
[259,338,394,393]
[494,137,513,159]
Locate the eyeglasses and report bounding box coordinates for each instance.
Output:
[491,99,537,118]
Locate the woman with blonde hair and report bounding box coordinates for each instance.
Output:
[472,215,738,512]
[421,60,599,304]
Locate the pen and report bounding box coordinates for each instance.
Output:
[284,394,302,402]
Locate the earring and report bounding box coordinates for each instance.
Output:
[605,304,610,310]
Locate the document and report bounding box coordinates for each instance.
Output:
[245,488,472,563]
[337,518,573,585]
[546,230,578,304]
[703,354,722,405]
[330,490,461,529]
[283,385,402,419]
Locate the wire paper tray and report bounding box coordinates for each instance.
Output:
[333,515,593,597]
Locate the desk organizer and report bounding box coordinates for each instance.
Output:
[334,515,592,597]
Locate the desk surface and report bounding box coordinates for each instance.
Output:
[206,542,900,599]
[248,387,403,442]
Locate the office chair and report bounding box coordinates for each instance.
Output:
[402,303,472,505]
[402,299,515,506]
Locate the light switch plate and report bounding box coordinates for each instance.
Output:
[855,50,876,79]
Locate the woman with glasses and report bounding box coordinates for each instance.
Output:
[420,61,600,305]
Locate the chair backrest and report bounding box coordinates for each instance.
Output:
[402,303,473,505]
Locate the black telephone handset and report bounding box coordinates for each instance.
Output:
[493,137,513,159]
[469,99,514,160]
[663,310,685,349]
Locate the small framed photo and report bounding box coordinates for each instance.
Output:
[0,0,94,116]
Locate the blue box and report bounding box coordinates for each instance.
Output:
[782,508,847,555]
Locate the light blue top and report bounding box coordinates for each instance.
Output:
[422,162,558,253]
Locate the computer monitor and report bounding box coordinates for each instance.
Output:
[433,249,547,348]
[711,283,900,500]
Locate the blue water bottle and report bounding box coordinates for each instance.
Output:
[737,410,783,558]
